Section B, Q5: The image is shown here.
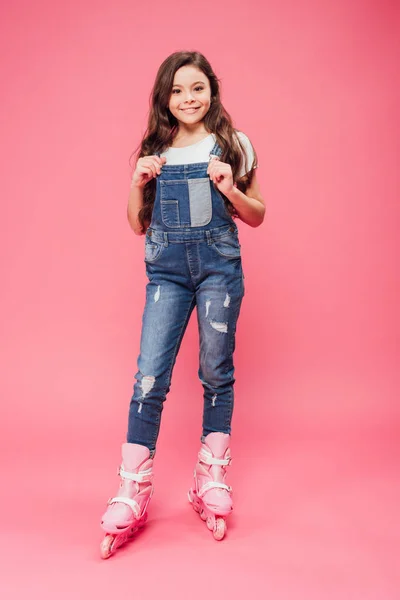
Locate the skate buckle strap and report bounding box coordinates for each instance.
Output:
[118,466,153,483]
[199,449,232,467]
[107,495,141,518]
[198,481,232,498]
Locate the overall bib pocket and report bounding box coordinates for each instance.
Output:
[160,178,212,228]
[211,230,242,259]
[144,235,165,263]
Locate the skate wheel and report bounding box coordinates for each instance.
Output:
[206,516,214,530]
[213,517,226,541]
[200,510,207,521]
[100,534,115,559]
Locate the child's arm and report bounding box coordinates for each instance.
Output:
[225,171,265,227]
[208,156,265,228]
[127,182,146,235]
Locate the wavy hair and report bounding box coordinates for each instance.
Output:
[129,50,258,234]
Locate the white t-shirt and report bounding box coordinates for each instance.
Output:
[160,130,257,178]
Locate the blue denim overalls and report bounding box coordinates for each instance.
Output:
[127,139,245,456]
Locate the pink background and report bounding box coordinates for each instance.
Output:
[1,0,399,597]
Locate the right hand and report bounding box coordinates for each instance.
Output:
[131,155,167,188]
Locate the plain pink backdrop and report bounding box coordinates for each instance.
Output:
[1,0,399,598]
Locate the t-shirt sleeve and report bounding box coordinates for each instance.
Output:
[236,131,258,178]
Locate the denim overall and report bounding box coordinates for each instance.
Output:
[127,139,245,456]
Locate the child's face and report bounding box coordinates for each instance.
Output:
[168,65,212,126]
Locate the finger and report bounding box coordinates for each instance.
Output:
[141,165,155,178]
[141,163,157,178]
[207,161,215,177]
[151,157,165,174]
[151,159,162,175]
[149,159,159,176]
[147,163,157,177]
[142,156,158,170]
[208,162,220,181]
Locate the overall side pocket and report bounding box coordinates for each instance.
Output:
[211,230,242,259]
[144,235,165,263]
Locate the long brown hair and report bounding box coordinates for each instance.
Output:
[129,51,258,234]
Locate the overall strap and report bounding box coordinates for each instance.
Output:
[209,136,222,159]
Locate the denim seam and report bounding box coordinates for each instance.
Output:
[227,299,243,358]
[150,410,162,451]
[185,244,197,286]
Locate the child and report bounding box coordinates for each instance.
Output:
[100,51,264,558]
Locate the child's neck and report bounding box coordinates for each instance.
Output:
[171,128,212,148]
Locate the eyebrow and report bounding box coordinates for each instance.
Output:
[172,81,206,87]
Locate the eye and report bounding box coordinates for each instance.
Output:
[172,86,205,94]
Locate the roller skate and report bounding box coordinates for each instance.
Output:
[100,442,154,559]
[188,432,233,541]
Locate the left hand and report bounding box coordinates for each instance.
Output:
[207,157,235,196]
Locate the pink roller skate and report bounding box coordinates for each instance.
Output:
[188,432,233,541]
[100,442,154,559]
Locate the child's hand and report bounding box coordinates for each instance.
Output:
[131,155,167,188]
[207,156,234,196]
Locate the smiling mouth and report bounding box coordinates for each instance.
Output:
[181,107,200,111]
